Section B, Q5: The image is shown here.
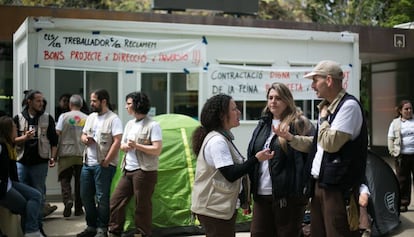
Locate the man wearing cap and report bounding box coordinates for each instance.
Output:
[302,60,368,236]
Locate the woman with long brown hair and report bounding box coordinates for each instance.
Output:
[0,116,43,237]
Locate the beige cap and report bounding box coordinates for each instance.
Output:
[304,60,344,80]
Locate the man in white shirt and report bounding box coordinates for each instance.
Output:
[303,60,368,237]
[77,89,123,237]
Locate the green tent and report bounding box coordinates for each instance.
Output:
[111,113,251,236]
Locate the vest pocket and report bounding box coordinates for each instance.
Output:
[99,132,112,155]
[39,133,50,159]
[322,157,348,185]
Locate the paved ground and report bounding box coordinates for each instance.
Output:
[43,156,414,237]
[43,200,414,237]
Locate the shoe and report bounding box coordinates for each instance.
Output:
[108,233,121,237]
[400,206,408,212]
[95,228,108,237]
[77,227,97,237]
[40,227,47,237]
[63,200,73,217]
[75,208,84,216]
[43,204,58,217]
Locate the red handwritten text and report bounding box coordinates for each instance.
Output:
[43,51,64,60]
[70,51,102,61]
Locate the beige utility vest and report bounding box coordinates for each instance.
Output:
[122,117,159,171]
[83,111,118,166]
[57,110,88,157]
[16,112,50,160]
[191,131,243,220]
[388,118,402,157]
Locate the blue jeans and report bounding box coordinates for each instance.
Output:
[0,181,42,233]
[80,164,116,229]
[16,162,48,227]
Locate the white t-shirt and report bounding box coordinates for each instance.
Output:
[204,135,240,168]
[83,113,123,166]
[122,119,162,171]
[311,99,363,177]
[258,119,280,195]
[388,118,414,155]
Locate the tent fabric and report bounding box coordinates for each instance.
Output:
[110,114,252,236]
[365,150,400,236]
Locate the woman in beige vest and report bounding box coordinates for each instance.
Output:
[190,94,273,237]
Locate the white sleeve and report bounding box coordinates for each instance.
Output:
[150,122,162,142]
[359,183,370,196]
[111,117,123,136]
[331,100,363,140]
[204,135,234,169]
[387,121,395,138]
[55,114,64,131]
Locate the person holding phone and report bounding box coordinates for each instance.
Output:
[247,83,314,237]
[108,92,162,237]
[13,90,58,236]
[78,89,123,237]
[191,94,273,237]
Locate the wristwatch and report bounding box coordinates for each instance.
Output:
[319,116,328,124]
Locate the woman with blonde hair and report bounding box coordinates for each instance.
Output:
[247,82,314,237]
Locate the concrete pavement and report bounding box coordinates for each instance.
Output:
[43,156,414,237]
[43,201,414,237]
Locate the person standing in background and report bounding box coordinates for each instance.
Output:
[55,94,88,217]
[191,94,273,237]
[13,89,59,237]
[247,82,314,237]
[55,94,71,121]
[77,89,123,237]
[108,92,162,237]
[387,100,414,213]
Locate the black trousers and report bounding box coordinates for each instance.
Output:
[395,154,414,207]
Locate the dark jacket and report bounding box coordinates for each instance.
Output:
[247,116,308,200]
[0,143,19,199]
[304,93,368,196]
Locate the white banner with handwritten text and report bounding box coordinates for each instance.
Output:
[37,30,207,71]
[207,64,352,100]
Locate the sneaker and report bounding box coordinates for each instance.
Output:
[95,228,108,237]
[40,227,47,237]
[63,200,73,217]
[43,204,58,217]
[400,206,408,212]
[77,227,97,237]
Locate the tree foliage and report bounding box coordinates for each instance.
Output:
[0,0,152,12]
[304,0,389,26]
[0,0,413,27]
[382,0,414,27]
